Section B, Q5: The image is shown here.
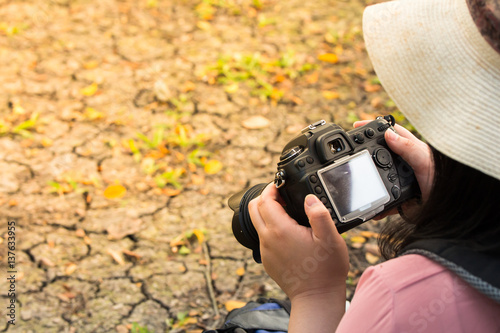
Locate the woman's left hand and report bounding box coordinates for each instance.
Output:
[248,183,349,301]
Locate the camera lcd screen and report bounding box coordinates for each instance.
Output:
[318,150,390,222]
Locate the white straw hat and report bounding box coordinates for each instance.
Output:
[363,0,500,181]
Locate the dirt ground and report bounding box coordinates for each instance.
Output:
[0,0,398,332]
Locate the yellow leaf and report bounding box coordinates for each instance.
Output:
[65,263,78,275]
[322,90,340,100]
[80,82,98,96]
[318,53,339,64]
[224,83,239,94]
[365,252,380,264]
[360,231,379,238]
[236,267,245,276]
[197,21,212,31]
[350,236,366,244]
[204,160,223,175]
[83,61,99,70]
[84,107,105,121]
[41,137,53,147]
[192,229,205,244]
[103,184,127,199]
[225,300,247,312]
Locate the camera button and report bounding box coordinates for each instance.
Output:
[353,133,365,144]
[391,185,401,200]
[374,148,392,167]
[310,175,318,183]
[306,157,314,164]
[297,160,306,168]
[314,186,323,194]
[378,123,391,132]
[388,173,397,182]
[365,128,375,138]
[320,196,328,204]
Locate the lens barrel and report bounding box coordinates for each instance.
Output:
[228,183,267,263]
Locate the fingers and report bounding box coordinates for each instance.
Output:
[384,129,433,199]
[304,195,338,240]
[353,120,371,128]
[384,129,429,169]
[249,183,293,235]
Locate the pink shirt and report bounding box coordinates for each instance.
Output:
[337,254,500,332]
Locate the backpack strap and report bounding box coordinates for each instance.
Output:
[400,239,500,303]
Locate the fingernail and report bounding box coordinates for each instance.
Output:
[305,195,320,207]
[385,128,398,141]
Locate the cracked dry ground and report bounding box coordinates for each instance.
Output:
[0,0,392,332]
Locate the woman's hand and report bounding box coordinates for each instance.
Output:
[248,183,349,300]
[248,183,349,331]
[354,120,434,218]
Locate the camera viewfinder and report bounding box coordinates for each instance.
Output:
[329,138,345,154]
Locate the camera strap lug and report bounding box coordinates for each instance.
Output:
[274,170,286,188]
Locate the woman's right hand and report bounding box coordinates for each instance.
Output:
[354,120,434,218]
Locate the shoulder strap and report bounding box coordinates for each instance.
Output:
[400,239,500,303]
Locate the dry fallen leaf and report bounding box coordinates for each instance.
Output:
[107,248,126,265]
[65,263,78,275]
[322,90,340,100]
[122,249,142,259]
[192,229,205,244]
[306,71,319,84]
[103,184,127,199]
[75,228,86,238]
[162,188,182,196]
[191,174,205,185]
[196,21,212,31]
[360,231,379,238]
[153,80,172,102]
[224,83,239,93]
[364,83,381,92]
[350,236,366,244]
[182,81,196,92]
[80,82,98,96]
[318,53,339,64]
[365,252,380,264]
[241,115,271,129]
[236,267,245,276]
[39,257,55,267]
[204,160,223,175]
[225,300,246,312]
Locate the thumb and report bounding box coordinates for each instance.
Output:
[304,195,337,239]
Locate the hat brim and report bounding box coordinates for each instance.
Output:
[363,0,500,180]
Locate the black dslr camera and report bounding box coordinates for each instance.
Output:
[229,115,420,262]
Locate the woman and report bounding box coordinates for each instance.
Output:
[248,0,500,331]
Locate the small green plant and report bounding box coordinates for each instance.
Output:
[131,322,153,333]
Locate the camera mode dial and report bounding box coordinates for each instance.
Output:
[279,146,303,164]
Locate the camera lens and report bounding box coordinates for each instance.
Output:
[228,183,267,263]
[329,138,345,153]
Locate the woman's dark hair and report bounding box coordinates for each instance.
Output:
[379,145,500,259]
